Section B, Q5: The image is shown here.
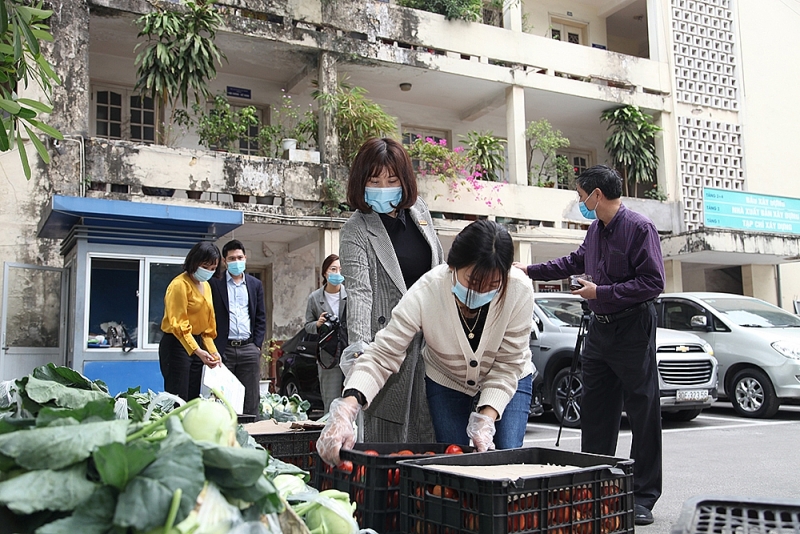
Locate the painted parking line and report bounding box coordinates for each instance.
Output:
[695,413,766,423]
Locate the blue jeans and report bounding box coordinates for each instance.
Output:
[425,374,532,449]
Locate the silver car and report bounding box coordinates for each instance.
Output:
[530,294,718,427]
[656,292,800,418]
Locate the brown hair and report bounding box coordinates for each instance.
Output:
[321,253,340,287]
[346,138,418,213]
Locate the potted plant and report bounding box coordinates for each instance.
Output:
[525,118,571,187]
[405,136,504,208]
[461,130,506,182]
[314,79,397,166]
[600,104,661,197]
[192,94,259,153]
[133,0,226,146]
[272,90,316,156]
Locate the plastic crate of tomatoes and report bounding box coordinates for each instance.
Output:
[400,447,634,534]
[315,442,472,533]
[252,430,321,471]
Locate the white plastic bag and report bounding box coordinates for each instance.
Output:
[201,363,245,414]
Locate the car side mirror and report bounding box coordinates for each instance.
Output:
[533,314,543,332]
[690,315,708,330]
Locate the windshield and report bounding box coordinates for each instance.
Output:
[536,298,585,327]
[705,298,800,327]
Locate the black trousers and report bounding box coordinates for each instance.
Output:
[580,302,662,510]
[159,333,204,402]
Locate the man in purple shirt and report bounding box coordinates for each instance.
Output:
[514,165,665,526]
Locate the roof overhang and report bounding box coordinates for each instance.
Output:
[660,229,800,266]
[38,195,244,249]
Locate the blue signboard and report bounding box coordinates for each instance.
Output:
[703,188,800,234]
[226,86,251,99]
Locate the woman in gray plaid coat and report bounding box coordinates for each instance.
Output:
[339,138,444,443]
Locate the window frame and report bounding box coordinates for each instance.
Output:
[84,253,184,352]
[557,148,594,190]
[549,16,587,46]
[90,83,158,144]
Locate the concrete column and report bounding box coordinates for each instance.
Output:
[503,0,522,32]
[505,85,527,186]
[663,259,683,293]
[318,51,339,166]
[318,229,340,261]
[742,264,778,304]
[514,239,532,265]
[646,0,669,62]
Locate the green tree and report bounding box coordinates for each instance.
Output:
[600,104,661,197]
[134,0,226,146]
[525,119,570,186]
[0,1,63,179]
[396,0,483,21]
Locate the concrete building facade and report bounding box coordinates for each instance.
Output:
[1,0,799,384]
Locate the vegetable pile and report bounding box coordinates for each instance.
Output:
[259,393,311,422]
[0,364,365,534]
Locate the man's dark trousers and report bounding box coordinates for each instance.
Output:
[580,302,662,510]
[222,342,261,416]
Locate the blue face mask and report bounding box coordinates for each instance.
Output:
[193,266,215,283]
[580,190,598,220]
[326,273,344,286]
[227,260,246,276]
[452,278,498,310]
[365,186,402,214]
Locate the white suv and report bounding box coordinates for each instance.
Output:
[531,294,719,426]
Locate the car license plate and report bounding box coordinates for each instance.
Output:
[676,389,709,402]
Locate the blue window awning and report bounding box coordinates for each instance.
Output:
[38,195,243,248]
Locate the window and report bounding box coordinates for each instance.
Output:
[235,105,262,156]
[86,255,184,350]
[402,127,450,172]
[93,85,157,143]
[661,301,705,331]
[402,127,449,147]
[550,18,586,45]
[557,149,593,189]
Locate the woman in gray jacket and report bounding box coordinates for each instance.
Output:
[339,137,444,443]
[304,254,347,413]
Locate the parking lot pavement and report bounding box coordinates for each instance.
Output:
[522,403,800,534]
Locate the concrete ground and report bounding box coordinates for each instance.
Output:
[523,402,800,534]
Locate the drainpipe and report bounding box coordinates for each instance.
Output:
[776,264,783,309]
[52,135,86,196]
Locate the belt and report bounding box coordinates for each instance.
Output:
[593,300,653,324]
[228,337,252,347]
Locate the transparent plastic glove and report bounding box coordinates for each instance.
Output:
[317,397,361,466]
[466,412,496,452]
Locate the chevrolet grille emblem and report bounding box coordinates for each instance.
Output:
[676,346,690,353]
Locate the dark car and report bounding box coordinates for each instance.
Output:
[275,331,324,411]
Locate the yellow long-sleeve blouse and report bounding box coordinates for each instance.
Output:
[160,272,218,356]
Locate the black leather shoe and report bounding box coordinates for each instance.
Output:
[634,504,654,526]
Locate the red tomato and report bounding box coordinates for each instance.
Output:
[338,460,353,473]
[397,449,415,456]
[363,449,380,456]
[445,444,464,455]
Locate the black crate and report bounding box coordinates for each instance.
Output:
[315,442,473,533]
[252,430,321,471]
[400,447,634,534]
[671,495,800,534]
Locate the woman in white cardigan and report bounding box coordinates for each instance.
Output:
[318,220,536,465]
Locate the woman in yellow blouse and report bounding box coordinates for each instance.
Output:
[159,241,222,400]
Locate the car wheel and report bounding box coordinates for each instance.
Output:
[661,408,702,422]
[281,377,300,398]
[552,367,582,428]
[730,368,780,418]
